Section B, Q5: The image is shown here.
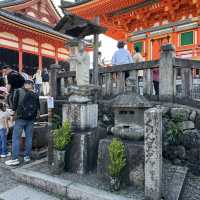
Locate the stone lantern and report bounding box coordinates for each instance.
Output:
[111,93,152,140]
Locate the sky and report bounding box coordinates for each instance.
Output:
[52,0,117,63]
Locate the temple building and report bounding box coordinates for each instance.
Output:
[61,0,200,62]
[0,0,72,74]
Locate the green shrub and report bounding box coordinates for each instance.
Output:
[108,138,126,178]
[167,114,183,145]
[53,121,71,151]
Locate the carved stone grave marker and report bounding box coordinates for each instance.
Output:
[144,108,162,200]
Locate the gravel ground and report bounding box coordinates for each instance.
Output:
[29,161,145,199]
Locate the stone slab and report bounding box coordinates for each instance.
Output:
[0,185,59,200]
[162,163,188,200]
[12,168,71,196]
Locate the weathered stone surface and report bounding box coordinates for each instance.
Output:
[97,138,144,186]
[63,103,98,130]
[144,108,162,200]
[164,145,186,161]
[178,121,195,130]
[12,169,71,196]
[180,129,200,149]
[170,108,190,121]
[68,128,106,174]
[129,164,144,188]
[69,95,91,103]
[159,44,175,101]
[162,163,188,200]
[189,111,196,121]
[67,183,133,200]
[32,123,48,149]
[111,125,144,141]
[186,148,200,165]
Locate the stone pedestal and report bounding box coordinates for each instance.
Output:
[144,108,162,200]
[66,128,106,174]
[62,103,98,130]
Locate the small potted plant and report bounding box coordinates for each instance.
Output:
[108,138,126,191]
[52,121,71,174]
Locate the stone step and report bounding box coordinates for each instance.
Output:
[12,168,134,200]
[0,185,59,200]
[162,163,188,200]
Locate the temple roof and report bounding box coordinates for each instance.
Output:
[0,8,73,40]
[61,0,91,9]
[0,0,61,19]
[0,0,29,8]
[62,0,200,40]
[112,94,152,108]
[54,13,107,38]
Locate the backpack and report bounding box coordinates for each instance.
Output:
[17,89,39,120]
[42,71,49,82]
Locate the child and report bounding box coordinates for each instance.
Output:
[0,102,12,157]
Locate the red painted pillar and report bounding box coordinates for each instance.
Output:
[55,48,58,64]
[18,37,23,72]
[38,43,42,70]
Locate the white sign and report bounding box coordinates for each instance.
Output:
[47,97,54,109]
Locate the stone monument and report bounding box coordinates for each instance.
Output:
[144,108,162,200]
[62,41,106,175]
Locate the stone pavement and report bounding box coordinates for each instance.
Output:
[0,159,64,200]
[0,167,18,194]
[0,185,60,200]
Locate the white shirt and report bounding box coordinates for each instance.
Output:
[112,48,134,65]
[0,110,12,129]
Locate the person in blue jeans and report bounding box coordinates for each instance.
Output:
[0,102,12,158]
[5,80,40,166]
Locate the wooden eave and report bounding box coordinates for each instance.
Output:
[2,0,61,20]
[0,13,73,42]
[65,0,149,17]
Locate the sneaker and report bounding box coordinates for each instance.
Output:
[5,159,20,166]
[1,152,11,158]
[24,156,31,163]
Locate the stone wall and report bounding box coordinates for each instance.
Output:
[161,105,200,174]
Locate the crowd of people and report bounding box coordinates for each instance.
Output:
[0,65,43,166]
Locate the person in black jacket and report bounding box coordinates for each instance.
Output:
[5,80,40,166]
